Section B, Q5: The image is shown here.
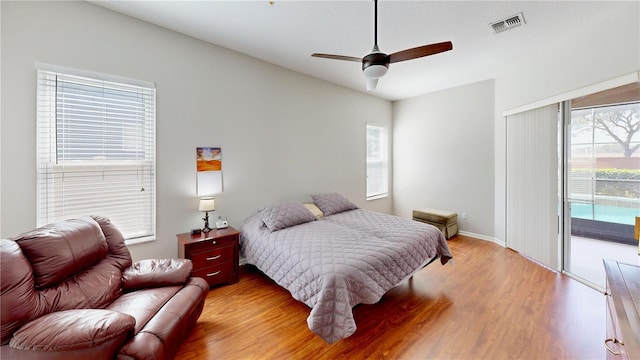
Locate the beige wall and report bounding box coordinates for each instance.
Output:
[0,1,392,260]
[392,80,495,239]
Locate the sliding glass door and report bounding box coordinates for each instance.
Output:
[562,83,640,289]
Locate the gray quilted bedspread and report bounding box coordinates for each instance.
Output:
[239,209,452,344]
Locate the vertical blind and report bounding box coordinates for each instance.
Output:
[366,124,389,199]
[506,104,559,270]
[36,69,156,242]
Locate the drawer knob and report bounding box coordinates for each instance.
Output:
[206,270,221,277]
[211,240,217,245]
[206,255,222,261]
[604,337,623,355]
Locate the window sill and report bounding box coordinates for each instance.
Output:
[366,193,388,201]
[125,235,156,246]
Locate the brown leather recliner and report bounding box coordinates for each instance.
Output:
[0,216,209,360]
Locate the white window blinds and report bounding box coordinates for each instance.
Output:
[506,104,559,270]
[36,68,156,242]
[366,124,389,199]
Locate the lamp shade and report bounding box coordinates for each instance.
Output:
[363,64,388,79]
[366,78,379,91]
[198,197,216,212]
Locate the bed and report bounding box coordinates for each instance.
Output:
[239,193,452,344]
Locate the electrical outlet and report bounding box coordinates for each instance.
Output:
[461,212,468,220]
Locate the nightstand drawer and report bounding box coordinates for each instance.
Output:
[187,235,236,253]
[192,261,234,285]
[190,244,234,269]
[178,227,240,287]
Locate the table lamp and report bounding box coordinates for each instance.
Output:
[199,197,216,232]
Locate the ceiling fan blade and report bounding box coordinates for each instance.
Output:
[388,41,453,64]
[311,53,362,62]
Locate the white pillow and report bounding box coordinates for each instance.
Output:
[304,203,324,218]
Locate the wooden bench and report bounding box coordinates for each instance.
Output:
[412,208,458,239]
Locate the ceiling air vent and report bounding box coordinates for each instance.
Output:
[490,12,525,34]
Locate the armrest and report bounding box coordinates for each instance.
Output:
[9,309,135,351]
[121,258,193,291]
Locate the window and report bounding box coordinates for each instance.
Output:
[366,124,389,199]
[36,67,156,243]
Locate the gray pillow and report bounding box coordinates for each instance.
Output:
[259,201,316,232]
[311,192,358,216]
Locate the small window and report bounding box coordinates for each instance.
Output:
[366,124,389,199]
[36,66,156,243]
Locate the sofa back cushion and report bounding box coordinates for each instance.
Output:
[92,215,132,269]
[0,239,38,344]
[2,216,134,345]
[12,217,108,289]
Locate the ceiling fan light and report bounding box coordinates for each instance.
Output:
[366,78,379,91]
[363,64,388,79]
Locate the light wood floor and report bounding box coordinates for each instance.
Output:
[175,235,607,359]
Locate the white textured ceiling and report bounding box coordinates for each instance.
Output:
[91,0,631,101]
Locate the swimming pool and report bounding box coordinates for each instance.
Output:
[571,203,640,225]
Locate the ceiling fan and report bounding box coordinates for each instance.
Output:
[312,0,453,91]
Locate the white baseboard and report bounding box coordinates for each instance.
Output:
[458,230,505,247]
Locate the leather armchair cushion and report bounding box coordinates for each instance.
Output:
[91,216,132,269]
[115,278,209,360]
[12,217,108,289]
[121,258,193,291]
[1,239,37,344]
[9,309,135,351]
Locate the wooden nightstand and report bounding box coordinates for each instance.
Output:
[177,227,240,287]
